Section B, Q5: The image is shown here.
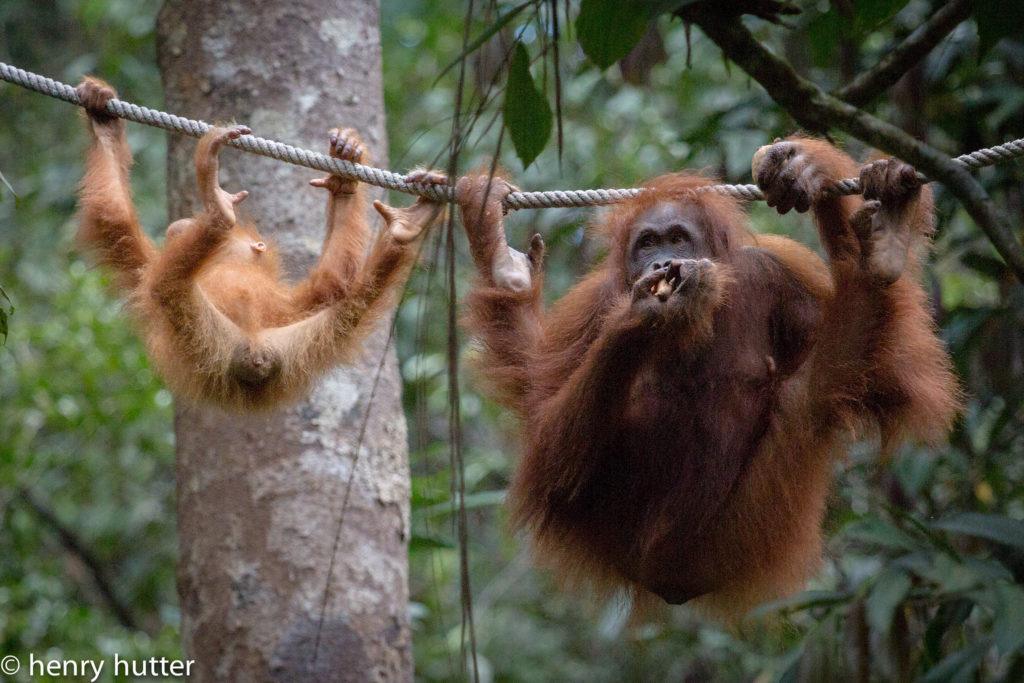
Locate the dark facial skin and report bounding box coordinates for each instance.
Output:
[627,202,711,283]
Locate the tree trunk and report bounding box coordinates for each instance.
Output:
[156,2,411,680]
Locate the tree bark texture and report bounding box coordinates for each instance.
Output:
[156,1,411,680]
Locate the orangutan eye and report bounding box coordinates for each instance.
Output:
[637,232,658,249]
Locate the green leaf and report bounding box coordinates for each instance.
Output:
[842,517,925,553]
[775,645,804,683]
[806,11,844,67]
[921,639,991,682]
[914,553,1003,595]
[932,513,1024,550]
[975,1,1024,55]
[885,504,962,558]
[504,43,552,168]
[410,533,455,551]
[853,0,911,35]
[749,589,850,618]
[866,570,911,637]
[575,0,651,70]
[420,489,507,518]
[961,251,1007,278]
[924,599,974,666]
[993,582,1024,655]
[807,0,908,66]
[645,0,704,16]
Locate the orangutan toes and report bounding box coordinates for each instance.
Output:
[852,199,912,285]
[224,124,251,140]
[849,158,924,284]
[372,169,448,244]
[405,168,449,186]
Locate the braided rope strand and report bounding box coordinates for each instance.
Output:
[3,61,1023,211]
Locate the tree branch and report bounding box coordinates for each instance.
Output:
[18,487,140,631]
[684,7,1024,282]
[835,0,974,107]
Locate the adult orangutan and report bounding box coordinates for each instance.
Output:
[455,137,959,617]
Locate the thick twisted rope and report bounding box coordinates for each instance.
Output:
[3,61,1024,210]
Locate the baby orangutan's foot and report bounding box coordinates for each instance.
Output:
[851,158,923,285]
[851,200,912,285]
[374,170,449,244]
[197,125,251,226]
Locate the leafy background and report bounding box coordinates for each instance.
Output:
[1,0,1022,680]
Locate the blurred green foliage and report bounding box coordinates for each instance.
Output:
[1,1,1022,681]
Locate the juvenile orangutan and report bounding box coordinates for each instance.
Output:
[76,77,447,410]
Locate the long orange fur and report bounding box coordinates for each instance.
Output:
[76,76,446,410]
[458,137,960,619]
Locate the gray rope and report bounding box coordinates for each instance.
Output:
[3,61,1023,211]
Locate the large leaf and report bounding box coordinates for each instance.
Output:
[931,513,1024,550]
[975,1,1024,55]
[807,0,909,67]
[924,599,974,666]
[993,582,1024,655]
[866,569,911,637]
[575,0,651,69]
[842,517,925,553]
[504,43,552,168]
[806,11,844,67]
[853,0,911,35]
[960,251,1008,279]
[914,553,1007,595]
